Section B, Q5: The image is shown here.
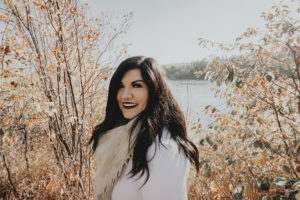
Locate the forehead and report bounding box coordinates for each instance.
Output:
[121,69,143,82]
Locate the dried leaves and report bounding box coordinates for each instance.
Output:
[191,0,300,199]
[0,0,130,199]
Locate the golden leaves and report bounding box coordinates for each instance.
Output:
[47,64,56,70]
[70,8,77,15]
[258,157,270,166]
[0,14,4,22]
[211,190,220,200]
[46,64,56,77]
[59,182,65,193]
[236,162,245,173]
[47,71,54,77]
[33,0,46,10]
[33,0,42,6]
[0,0,129,199]
[10,81,17,88]
[287,38,294,44]
[45,177,56,197]
[256,117,263,125]
[5,118,14,126]
[210,181,221,200]
[245,184,258,199]
[2,135,17,146]
[190,1,300,199]
[281,131,288,139]
[39,5,46,10]
[220,117,228,126]
[0,45,11,55]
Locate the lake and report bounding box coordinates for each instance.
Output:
[167,80,226,128]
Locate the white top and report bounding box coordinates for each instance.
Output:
[111,128,190,200]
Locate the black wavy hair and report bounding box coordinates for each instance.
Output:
[89,56,199,184]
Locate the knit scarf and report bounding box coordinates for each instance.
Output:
[93,119,140,200]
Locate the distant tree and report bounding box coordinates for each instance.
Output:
[163,59,208,80]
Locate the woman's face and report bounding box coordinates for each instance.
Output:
[117,69,149,119]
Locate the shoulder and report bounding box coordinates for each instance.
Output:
[147,127,187,161]
[137,128,190,199]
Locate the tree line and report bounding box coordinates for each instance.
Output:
[162,59,208,80]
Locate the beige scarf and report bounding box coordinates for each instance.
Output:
[93,119,140,200]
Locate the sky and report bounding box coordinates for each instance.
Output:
[84,0,278,65]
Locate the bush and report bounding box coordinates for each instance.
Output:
[190,0,300,199]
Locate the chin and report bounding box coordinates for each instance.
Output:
[123,114,135,120]
[123,112,139,120]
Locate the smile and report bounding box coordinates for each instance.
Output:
[123,102,137,109]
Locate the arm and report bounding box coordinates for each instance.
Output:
[139,129,190,200]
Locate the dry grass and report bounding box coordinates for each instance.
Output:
[0,133,65,199]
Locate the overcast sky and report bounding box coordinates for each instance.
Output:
[84,0,279,65]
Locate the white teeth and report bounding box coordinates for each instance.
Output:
[123,103,137,106]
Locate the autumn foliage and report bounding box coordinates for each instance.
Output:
[189,0,300,199]
[1,0,300,199]
[0,0,130,199]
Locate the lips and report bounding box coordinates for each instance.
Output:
[122,102,137,109]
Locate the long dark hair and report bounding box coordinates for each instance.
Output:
[89,56,199,183]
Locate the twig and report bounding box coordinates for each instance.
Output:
[2,154,18,198]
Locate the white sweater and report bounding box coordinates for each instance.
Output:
[111,128,190,200]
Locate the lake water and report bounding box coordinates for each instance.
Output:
[167,80,226,128]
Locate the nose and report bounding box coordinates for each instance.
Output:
[121,88,132,99]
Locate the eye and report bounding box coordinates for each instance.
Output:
[132,83,142,88]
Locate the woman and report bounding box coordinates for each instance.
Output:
[89,56,199,200]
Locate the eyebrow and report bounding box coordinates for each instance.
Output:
[132,80,144,84]
[120,80,145,84]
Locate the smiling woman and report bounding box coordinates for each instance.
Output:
[117,69,149,119]
[89,56,200,200]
